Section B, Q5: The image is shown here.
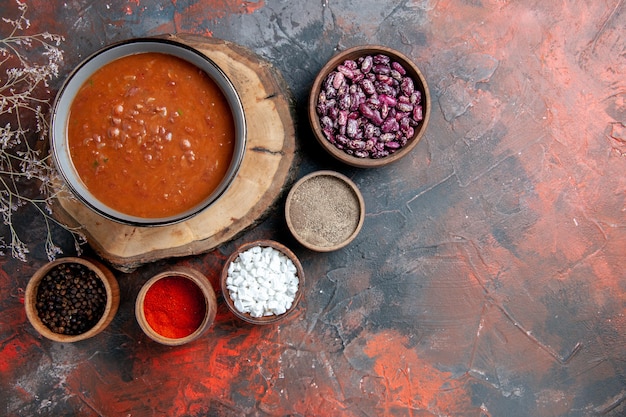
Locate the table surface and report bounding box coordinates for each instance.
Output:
[1,1,625,416]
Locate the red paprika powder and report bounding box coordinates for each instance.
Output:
[143,276,206,339]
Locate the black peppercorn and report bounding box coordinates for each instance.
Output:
[35,263,107,336]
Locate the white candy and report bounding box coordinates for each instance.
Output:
[227,245,299,317]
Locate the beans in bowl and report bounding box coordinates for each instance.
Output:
[315,53,424,159]
[68,52,236,218]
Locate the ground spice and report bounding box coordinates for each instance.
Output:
[288,174,361,247]
[143,276,206,339]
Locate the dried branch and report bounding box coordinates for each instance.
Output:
[0,0,85,261]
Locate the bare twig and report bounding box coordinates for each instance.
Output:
[0,0,85,261]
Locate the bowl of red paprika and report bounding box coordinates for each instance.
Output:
[135,267,217,346]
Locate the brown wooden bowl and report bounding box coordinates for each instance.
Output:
[285,170,365,252]
[309,45,430,168]
[221,240,304,325]
[135,267,217,346]
[24,257,120,343]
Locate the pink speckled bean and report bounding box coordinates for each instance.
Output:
[361,55,373,73]
[392,61,406,75]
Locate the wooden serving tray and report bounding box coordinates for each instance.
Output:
[52,34,298,272]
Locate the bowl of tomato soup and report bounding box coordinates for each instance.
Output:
[51,38,246,226]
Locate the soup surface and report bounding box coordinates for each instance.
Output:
[68,52,236,218]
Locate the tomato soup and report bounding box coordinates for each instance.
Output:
[67,52,235,218]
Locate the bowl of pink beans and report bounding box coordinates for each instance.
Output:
[309,45,430,168]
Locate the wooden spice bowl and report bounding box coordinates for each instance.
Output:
[308,45,430,168]
[24,257,120,343]
[285,170,365,252]
[220,240,305,325]
[135,266,217,346]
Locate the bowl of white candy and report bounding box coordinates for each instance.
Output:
[221,240,304,324]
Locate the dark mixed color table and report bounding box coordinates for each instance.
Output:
[1,1,625,416]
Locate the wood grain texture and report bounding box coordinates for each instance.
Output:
[52,35,298,271]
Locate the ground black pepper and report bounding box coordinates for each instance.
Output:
[35,263,107,335]
[288,175,361,247]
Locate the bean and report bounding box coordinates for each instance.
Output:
[320,116,333,130]
[360,78,376,95]
[349,93,362,112]
[400,117,412,132]
[377,74,394,86]
[397,101,414,113]
[358,102,376,120]
[366,96,381,109]
[323,73,335,91]
[376,83,396,97]
[328,104,340,121]
[360,55,373,73]
[348,139,366,150]
[413,105,423,122]
[316,53,425,158]
[333,71,345,89]
[381,117,399,133]
[410,91,422,104]
[373,64,390,75]
[391,61,406,75]
[336,135,349,146]
[352,71,364,83]
[318,89,328,105]
[380,132,396,142]
[371,110,384,126]
[381,103,389,119]
[337,110,348,126]
[337,64,354,79]
[184,150,196,162]
[339,93,351,110]
[322,128,335,142]
[337,83,348,97]
[125,87,139,97]
[395,111,410,121]
[373,149,390,158]
[364,123,380,139]
[373,54,390,65]
[343,59,358,70]
[401,77,415,95]
[378,94,397,107]
[346,118,359,138]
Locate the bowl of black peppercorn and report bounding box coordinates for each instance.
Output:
[25,257,120,342]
